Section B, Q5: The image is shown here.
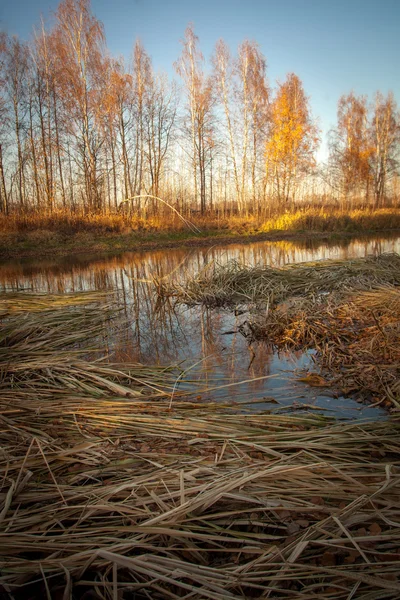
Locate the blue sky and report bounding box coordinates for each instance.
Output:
[1,0,400,160]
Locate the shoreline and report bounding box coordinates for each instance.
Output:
[1,227,400,261]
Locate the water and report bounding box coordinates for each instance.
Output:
[2,233,399,419]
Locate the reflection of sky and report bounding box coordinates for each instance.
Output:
[2,235,397,420]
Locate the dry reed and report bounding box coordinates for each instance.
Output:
[0,292,400,599]
[1,206,400,239]
[244,284,400,409]
[158,253,400,308]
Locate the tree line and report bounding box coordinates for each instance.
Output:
[0,0,399,218]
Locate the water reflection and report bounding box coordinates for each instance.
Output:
[1,234,399,419]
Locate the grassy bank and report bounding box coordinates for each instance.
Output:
[0,207,400,259]
[0,292,400,599]
[160,254,400,410]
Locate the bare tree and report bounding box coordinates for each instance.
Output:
[213,39,269,212]
[369,92,400,207]
[0,33,9,213]
[236,41,269,212]
[4,36,29,209]
[212,40,240,208]
[329,92,372,206]
[53,0,107,212]
[175,24,214,213]
[143,74,178,199]
[132,40,152,200]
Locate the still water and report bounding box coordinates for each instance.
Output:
[2,234,399,419]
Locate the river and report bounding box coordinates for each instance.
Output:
[2,233,399,419]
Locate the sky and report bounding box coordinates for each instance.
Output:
[1,0,400,161]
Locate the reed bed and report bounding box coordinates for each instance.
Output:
[2,206,400,236]
[1,398,400,599]
[1,292,400,599]
[0,291,182,400]
[158,254,400,410]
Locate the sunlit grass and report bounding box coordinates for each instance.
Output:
[1,206,399,235]
[0,209,173,234]
[260,207,400,233]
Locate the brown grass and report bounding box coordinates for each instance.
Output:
[2,408,400,600]
[1,206,400,238]
[159,253,400,307]
[245,285,400,409]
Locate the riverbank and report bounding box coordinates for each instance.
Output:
[1,207,400,259]
[0,228,375,260]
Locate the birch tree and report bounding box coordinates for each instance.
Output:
[53,0,107,212]
[143,74,178,198]
[0,33,9,213]
[213,39,269,212]
[266,73,318,207]
[369,92,400,207]
[329,92,372,205]
[175,24,214,213]
[132,40,151,198]
[237,41,269,211]
[4,37,29,209]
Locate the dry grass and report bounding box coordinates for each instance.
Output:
[260,207,400,234]
[0,210,171,235]
[0,292,184,401]
[2,410,400,600]
[1,291,400,599]
[1,207,400,238]
[244,285,400,409]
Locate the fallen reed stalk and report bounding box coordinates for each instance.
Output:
[0,292,400,599]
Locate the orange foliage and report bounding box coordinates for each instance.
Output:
[265,73,319,205]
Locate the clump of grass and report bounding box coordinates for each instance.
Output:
[245,285,400,408]
[0,291,184,402]
[159,253,400,308]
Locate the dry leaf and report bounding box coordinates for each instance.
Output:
[369,522,382,535]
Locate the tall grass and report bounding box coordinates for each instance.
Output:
[1,206,400,238]
[0,210,163,234]
[260,207,400,233]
